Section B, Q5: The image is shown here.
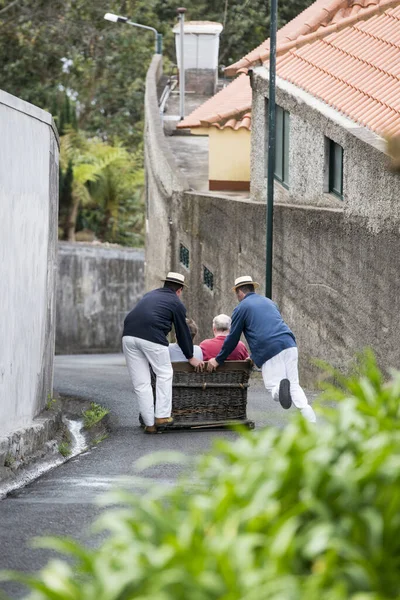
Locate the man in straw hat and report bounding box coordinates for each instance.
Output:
[123,272,204,433]
[207,276,316,423]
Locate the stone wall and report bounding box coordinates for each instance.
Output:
[56,243,145,354]
[185,68,217,95]
[0,90,59,437]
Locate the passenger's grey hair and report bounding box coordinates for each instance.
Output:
[213,314,231,332]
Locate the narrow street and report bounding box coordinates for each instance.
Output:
[0,355,316,598]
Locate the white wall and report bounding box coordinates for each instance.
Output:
[0,90,59,436]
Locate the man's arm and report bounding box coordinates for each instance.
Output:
[173,303,193,360]
[215,307,245,365]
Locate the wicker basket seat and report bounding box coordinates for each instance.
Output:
[141,360,254,430]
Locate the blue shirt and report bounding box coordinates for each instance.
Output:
[215,293,296,368]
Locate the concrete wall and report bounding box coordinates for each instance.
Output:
[56,243,145,354]
[272,206,400,381]
[0,90,59,437]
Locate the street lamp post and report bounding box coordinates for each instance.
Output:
[265,0,277,299]
[177,7,186,121]
[104,13,162,54]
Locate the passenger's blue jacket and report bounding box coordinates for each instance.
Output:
[215,292,296,367]
[123,288,193,359]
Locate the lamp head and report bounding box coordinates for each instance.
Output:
[104,13,128,23]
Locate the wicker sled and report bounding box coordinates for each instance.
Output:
[140,360,255,430]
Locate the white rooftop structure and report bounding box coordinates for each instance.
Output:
[173,21,223,95]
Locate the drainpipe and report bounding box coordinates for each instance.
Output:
[266,0,277,299]
[177,7,186,120]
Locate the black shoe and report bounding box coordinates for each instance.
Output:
[279,379,292,409]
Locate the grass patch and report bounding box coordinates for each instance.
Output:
[45,397,58,411]
[58,442,71,457]
[82,403,109,430]
[93,433,109,445]
[4,453,15,468]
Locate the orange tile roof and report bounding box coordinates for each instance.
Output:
[225,0,338,76]
[273,1,400,136]
[226,0,395,75]
[202,112,252,131]
[177,74,252,129]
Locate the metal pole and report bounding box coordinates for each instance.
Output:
[157,33,163,55]
[177,7,186,120]
[266,0,277,299]
[124,19,162,54]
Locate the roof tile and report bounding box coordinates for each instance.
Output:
[205,112,252,131]
[177,74,252,129]
[268,0,400,135]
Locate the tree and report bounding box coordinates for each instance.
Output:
[0,0,315,149]
[88,145,144,243]
[60,131,143,242]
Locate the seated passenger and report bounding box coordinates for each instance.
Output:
[200,314,249,361]
[169,318,203,362]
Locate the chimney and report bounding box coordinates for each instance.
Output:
[173,20,223,96]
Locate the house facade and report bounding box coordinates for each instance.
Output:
[251,72,398,225]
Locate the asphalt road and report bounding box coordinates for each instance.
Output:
[0,354,318,598]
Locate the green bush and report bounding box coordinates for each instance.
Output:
[3,350,400,599]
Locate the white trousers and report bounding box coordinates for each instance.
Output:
[122,336,173,426]
[261,347,316,423]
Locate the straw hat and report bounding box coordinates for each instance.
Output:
[162,272,188,287]
[232,275,260,291]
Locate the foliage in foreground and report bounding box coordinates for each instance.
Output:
[3,350,400,599]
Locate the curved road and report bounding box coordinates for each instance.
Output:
[0,354,316,597]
